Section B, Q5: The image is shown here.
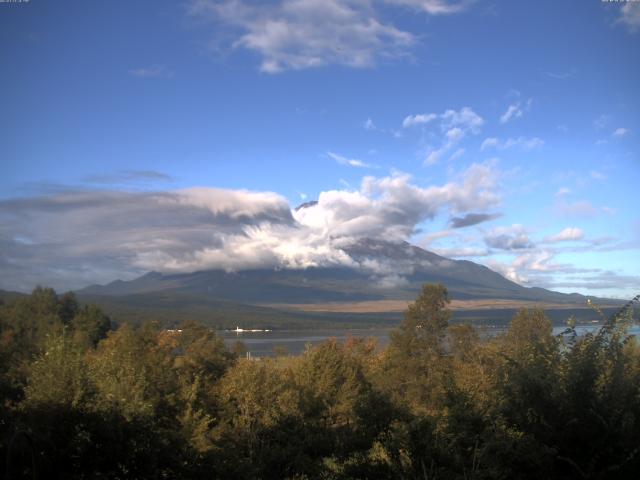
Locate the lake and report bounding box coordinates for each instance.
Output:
[220,324,640,357]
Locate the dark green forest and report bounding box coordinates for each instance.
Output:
[1,285,639,479]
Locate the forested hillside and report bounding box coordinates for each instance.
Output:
[1,286,639,479]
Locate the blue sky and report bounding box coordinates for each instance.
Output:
[1,0,639,298]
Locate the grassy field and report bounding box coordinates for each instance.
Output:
[79,292,627,330]
[262,298,623,313]
[5,288,630,330]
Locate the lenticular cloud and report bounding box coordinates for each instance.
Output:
[0,162,500,290]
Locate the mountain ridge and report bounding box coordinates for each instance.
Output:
[79,238,613,306]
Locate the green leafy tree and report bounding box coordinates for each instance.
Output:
[0,287,67,401]
[381,283,451,414]
[57,291,79,327]
[175,320,235,385]
[214,357,303,478]
[87,322,176,420]
[23,330,93,409]
[84,322,187,477]
[549,306,640,478]
[294,340,396,478]
[70,303,111,347]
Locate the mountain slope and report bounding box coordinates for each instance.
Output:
[80,239,604,305]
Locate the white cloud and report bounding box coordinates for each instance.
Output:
[373,273,410,289]
[172,187,289,219]
[487,249,564,285]
[364,118,376,130]
[0,162,502,290]
[612,127,629,138]
[513,250,559,273]
[327,151,374,168]
[485,259,528,284]
[480,137,499,150]
[499,104,520,124]
[432,247,489,257]
[445,127,464,142]
[425,149,444,166]
[0,188,296,290]
[543,271,640,295]
[298,161,500,238]
[499,98,532,124]
[190,0,416,73]
[555,187,571,197]
[426,126,468,165]
[589,170,606,181]
[449,148,465,160]
[480,136,544,151]
[545,227,584,243]
[384,0,471,15]
[402,107,482,132]
[441,106,484,133]
[504,137,543,149]
[409,106,484,165]
[485,249,635,293]
[484,224,533,250]
[402,112,437,128]
[617,2,640,33]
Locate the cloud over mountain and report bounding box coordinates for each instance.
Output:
[0,162,500,291]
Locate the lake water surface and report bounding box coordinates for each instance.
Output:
[220,324,640,357]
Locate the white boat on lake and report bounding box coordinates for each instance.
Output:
[229,326,272,333]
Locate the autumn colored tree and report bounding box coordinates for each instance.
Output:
[381,283,451,414]
[1,285,639,479]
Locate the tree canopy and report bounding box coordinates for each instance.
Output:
[1,285,639,479]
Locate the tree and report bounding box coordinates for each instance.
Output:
[23,330,93,409]
[294,340,396,478]
[84,323,186,477]
[448,323,480,362]
[5,287,63,354]
[57,292,79,327]
[380,283,451,414]
[175,320,235,384]
[87,322,176,420]
[214,357,303,478]
[70,304,111,347]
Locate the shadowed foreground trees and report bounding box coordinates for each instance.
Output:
[1,285,639,479]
